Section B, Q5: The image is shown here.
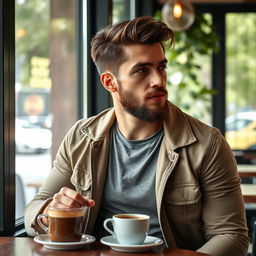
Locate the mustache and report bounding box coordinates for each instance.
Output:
[145,87,168,98]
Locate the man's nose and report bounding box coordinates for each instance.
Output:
[149,70,165,88]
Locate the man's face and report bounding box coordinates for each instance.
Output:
[115,43,168,122]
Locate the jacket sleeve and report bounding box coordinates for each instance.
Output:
[24,123,77,237]
[197,129,249,256]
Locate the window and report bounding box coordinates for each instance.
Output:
[226,118,253,132]
[194,3,256,165]
[15,0,81,221]
[112,0,130,23]
[226,13,256,152]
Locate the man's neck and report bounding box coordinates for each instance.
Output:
[114,109,163,141]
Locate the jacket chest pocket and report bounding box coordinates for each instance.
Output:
[70,167,92,197]
[163,184,202,226]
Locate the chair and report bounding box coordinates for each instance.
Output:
[247,220,256,256]
[241,184,256,203]
[238,165,256,255]
[15,173,26,219]
[252,220,256,256]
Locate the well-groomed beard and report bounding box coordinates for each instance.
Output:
[118,85,168,122]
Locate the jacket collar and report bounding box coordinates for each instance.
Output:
[80,102,197,148]
[163,102,197,150]
[80,108,116,142]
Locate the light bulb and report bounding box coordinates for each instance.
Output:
[173,3,182,18]
[162,0,195,31]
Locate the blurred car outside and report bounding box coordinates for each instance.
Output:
[225,111,256,150]
[16,118,52,154]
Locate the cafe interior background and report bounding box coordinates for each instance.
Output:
[1,0,256,253]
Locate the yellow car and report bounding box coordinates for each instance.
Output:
[225,111,256,150]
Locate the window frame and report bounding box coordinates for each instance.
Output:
[0,0,16,236]
[86,0,113,117]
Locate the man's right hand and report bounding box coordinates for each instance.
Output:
[49,187,95,208]
[41,187,95,226]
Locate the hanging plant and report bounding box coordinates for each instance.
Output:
[155,9,219,120]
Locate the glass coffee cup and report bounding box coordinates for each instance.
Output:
[37,206,85,242]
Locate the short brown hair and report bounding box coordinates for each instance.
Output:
[91,16,174,75]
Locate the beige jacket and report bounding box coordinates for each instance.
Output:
[25,102,249,256]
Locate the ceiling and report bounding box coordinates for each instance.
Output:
[190,0,256,2]
[157,0,256,5]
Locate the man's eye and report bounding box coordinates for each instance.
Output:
[136,68,148,73]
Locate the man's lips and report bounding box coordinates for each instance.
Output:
[146,91,167,100]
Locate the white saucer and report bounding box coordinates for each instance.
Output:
[100,236,163,252]
[34,234,95,250]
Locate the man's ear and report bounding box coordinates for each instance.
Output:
[100,72,117,93]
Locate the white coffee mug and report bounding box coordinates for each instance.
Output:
[103,213,150,245]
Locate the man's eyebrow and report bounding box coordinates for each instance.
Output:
[131,58,168,70]
[159,58,168,65]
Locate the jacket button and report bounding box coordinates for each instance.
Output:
[168,151,176,161]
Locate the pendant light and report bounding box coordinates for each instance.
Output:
[162,0,195,31]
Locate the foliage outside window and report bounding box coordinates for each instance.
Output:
[225,13,256,154]
[16,0,50,88]
[155,10,218,124]
[226,13,256,115]
[112,0,130,24]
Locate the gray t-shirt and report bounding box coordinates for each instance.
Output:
[93,123,164,240]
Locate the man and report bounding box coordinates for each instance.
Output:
[25,16,249,256]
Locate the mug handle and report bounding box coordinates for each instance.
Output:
[37,213,49,233]
[103,218,115,238]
